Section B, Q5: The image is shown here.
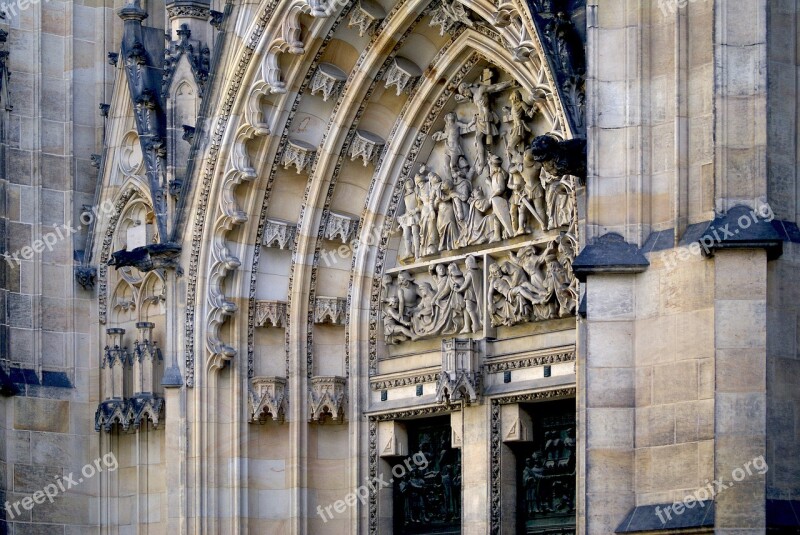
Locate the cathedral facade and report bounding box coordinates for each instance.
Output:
[0,0,798,533]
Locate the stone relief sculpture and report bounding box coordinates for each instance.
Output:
[393,67,579,264]
[382,236,578,343]
[383,65,581,344]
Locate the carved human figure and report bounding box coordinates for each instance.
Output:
[396,271,419,320]
[455,255,483,333]
[543,170,573,230]
[383,296,415,344]
[522,455,545,515]
[486,155,515,239]
[461,186,493,246]
[435,176,460,251]
[543,241,576,316]
[458,69,515,171]
[416,167,439,256]
[504,89,535,155]
[410,281,437,334]
[520,148,547,230]
[507,155,528,236]
[397,178,421,260]
[450,156,473,225]
[488,262,543,325]
[432,112,472,173]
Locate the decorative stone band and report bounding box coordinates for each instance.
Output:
[484,347,575,373]
[248,376,288,423]
[254,300,287,328]
[348,0,386,37]
[308,375,347,422]
[370,368,440,390]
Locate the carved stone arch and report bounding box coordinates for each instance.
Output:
[138,270,167,322]
[110,279,138,325]
[97,181,153,324]
[193,0,347,378]
[337,13,577,374]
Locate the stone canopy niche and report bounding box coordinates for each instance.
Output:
[380,64,580,348]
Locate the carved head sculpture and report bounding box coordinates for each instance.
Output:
[385,295,399,309]
[510,89,522,105]
[404,178,415,194]
[523,148,537,167]
[457,155,469,171]
[488,263,501,278]
[465,255,478,270]
[445,111,457,125]
[397,271,414,286]
[447,263,462,277]
[435,263,447,277]
[457,82,471,98]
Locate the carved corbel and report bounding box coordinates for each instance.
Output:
[383,56,422,96]
[308,376,347,422]
[323,211,359,243]
[249,376,288,422]
[348,0,386,37]
[262,219,297,250]
[282,138,318,174]
[313,296,347,325]
[349,129,385,166]
[310,63,348,102]
[254,300,287,328]
[435,338,481,405]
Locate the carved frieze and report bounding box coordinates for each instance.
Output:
[262,219,297,250]
[282,138,318,174]
[313,296,347,325]
[349,129,385,166]
[308,376,347,422]
[310,63,348,102]
[383,56,422,96]
[249,376,287,422]
[436,338,481,405]
[380,235,577,344]
[254,300,287,328]
[323,211,359,243]
[348,0,386,37]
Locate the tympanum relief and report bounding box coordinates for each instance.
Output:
[383,66,579,345]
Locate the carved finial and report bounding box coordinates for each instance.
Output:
[176,23,191,41]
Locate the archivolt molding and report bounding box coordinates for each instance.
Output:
[186,0,343,386]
